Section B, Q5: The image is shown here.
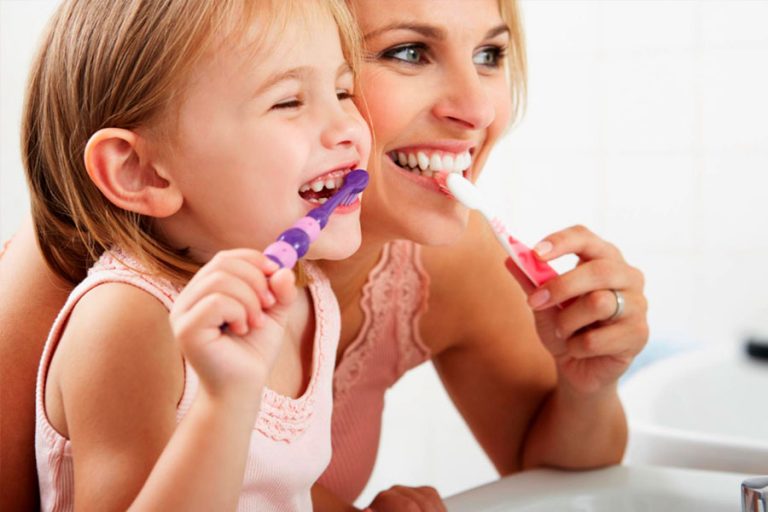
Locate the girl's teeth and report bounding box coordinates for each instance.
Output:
[398,152,408,166]
[408,153,418,168]
[325,179,336,189]
[300,183,310,193]
[311,181,325,192]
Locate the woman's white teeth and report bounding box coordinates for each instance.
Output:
[391,150,472,175]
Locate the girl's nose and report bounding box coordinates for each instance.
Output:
[431,64,496,130]
[320,103,369,151]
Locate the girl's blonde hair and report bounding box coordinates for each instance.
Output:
[23,0,362,285]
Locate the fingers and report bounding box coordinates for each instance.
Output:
[172,249,296,335]
[369,485,445,512]
[535,224,624,264]
[173,292,251,342]
[184,249,279,308]
[566,318,649,360]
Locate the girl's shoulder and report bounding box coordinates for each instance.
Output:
[45,277,184,438]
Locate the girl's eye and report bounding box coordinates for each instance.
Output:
[380,44,428,65]
[272,99,302,110]
[337,89,354,101]
[473,46,507,68]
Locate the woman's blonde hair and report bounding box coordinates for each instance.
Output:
[498,0,528,126]
[23,0,362,285]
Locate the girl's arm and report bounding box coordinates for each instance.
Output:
[56,251,295,511]
[0,217,71,511]
[423,212,646,473]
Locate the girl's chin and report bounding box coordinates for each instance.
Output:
[305,229,362,261]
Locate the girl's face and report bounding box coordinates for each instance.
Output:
[351,0,513,245]
[155,6,371,263]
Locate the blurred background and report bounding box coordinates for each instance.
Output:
[2,0,767,507]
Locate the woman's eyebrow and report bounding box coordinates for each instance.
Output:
[486,23,510,40]
[364,22,510,41]
[364,23,443,41]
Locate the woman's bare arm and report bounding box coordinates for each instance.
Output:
[0,217,72,511]
[423,213,645,473]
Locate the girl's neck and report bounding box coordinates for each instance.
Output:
[317,228,391,312]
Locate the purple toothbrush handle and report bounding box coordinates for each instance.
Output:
[264,217,321,269]
[263,169,368,269]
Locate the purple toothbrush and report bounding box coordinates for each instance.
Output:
[263,169,369,269]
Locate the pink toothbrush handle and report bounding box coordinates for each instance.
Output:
[490,217,558,287]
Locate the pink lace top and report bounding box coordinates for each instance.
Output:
[35,250,339,512]
[318,240,433,502]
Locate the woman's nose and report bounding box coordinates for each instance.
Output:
[431,64,496,130]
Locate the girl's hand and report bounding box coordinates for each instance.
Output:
[170,249,297,400]
[366,485,445,512]
[505,225,648,395]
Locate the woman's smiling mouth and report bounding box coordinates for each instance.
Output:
[387,148,472,178]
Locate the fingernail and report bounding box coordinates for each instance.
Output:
[534,240,553,257]
[528,289,550,309]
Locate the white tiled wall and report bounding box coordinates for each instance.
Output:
[2,0,767,506]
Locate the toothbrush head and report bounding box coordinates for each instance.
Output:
[433,171,485,211]
[307,168,368,228]
[433,171,455,198]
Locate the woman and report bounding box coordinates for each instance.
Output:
[0,0,647,511]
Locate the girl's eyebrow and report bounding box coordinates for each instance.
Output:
[256,62,351,96]
[364,22,509,41]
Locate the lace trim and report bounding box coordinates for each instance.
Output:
[333,241,431,402]
[92,248,181,301]
[255,262,331,442]
[395,242,431,376]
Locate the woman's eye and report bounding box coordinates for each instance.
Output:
[473,46,506,67]
[381,44,427,65]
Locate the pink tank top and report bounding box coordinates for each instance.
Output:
[319,240,433,502]
[35,250,339,512]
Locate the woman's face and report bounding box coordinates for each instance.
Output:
[351,0,513,245]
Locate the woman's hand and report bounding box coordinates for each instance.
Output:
[365,485,446,512]
[170,249,297,400]
[505,225,648,395]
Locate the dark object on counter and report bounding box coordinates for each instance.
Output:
[745,338,768,361]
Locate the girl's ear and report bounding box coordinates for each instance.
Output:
[84,128,182,217]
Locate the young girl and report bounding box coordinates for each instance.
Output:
[26,0,369,510]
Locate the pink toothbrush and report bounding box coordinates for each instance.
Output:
[263,169,369,269]
[434,171,558,287]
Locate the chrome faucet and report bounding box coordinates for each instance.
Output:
[743,476,768,512]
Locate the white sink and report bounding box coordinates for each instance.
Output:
[620,346,768,474]
[443,465,750,512]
